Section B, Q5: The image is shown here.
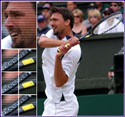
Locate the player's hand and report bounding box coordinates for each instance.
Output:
[57,37,80,55]
[68,37,80,47]
[56,43,71,57]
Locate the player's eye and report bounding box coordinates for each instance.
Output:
[12,12,24,17]
[4,13,8,19]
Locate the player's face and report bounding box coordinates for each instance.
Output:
[50,13,66,36]
[4,2,36,48]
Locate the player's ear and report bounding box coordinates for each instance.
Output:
[65,19,70,27]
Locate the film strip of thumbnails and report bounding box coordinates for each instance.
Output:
[1,49,37,116]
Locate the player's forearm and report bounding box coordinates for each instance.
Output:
[38,36,66,48]
[54,56,68,87]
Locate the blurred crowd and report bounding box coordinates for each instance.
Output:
[37,2,124,39]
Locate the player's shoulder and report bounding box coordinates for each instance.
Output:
[68,44,81,56]
[1,35,12,49]
[41,29,57,39]
[65,44,82,63]
[72,44,81,51]
[2,35,11,40]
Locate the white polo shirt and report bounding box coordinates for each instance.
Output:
[1,35,12,49]
[41,29,82,103]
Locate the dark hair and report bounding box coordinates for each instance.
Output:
[3,2,9,9]
[88,3,97,9]
[5,2,36,12]
[31,2,36,12]
[111,2,122,7]
[50,7,74,29]
[43,2,53,7]
[103,7,114,16]
[67,1,77,5]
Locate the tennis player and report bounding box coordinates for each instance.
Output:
[39,7,81,116]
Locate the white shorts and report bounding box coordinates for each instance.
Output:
[42,95,79,116]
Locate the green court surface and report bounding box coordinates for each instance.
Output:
[37,94,124,116]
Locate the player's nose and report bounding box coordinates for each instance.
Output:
[4,16,15,29]
[50,20,55,27]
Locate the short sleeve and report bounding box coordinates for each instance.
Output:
[1,35,12,49]
[61,45,81,78]
[40,29,57,39]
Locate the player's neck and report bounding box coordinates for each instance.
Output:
[58,28,73,40]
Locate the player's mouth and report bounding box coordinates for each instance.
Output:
[10,32,20,41]
[11,32,19,37]
[9,28,21,41]
[52,26,56,31]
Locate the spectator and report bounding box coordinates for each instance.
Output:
[82,3,97,29]
[102,7,114,18]
[83,2,109,28]
[110,2,124,23]
[95,2,109,14]
[87,9,101,32]
[108,47,124,94]
[101,7,124,33]
[41,6,50,22]
[2,2,36,49]
[37,15,50,39]
[110,2,122,13]
[88,2,97,9]
[66,1,77,11]
[107,66,116,94]
[42,2,53,9]
[72,9,87,38]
